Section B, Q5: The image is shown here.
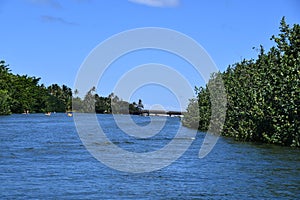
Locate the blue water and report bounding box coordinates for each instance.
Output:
[0,113,299,199]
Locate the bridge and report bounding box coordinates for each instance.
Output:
[140,109,185,117]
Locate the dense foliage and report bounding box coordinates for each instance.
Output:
[0,63,142,115]
[72,87,142,114]
[183,18,300,147]
[0,61,72,114]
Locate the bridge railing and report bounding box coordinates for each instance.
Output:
[140,110,185,116]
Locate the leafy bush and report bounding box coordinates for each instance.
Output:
[184,17,300,147]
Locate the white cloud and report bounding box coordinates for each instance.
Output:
[129,0,179,7]
[29,0,62,9]
[41,15,78,26]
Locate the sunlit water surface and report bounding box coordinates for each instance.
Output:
[1,114,299,199]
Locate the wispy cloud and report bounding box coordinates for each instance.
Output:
[29,0,62,9]
[72,0,92,3]
[129,0,179,7]
[41,15,78,26]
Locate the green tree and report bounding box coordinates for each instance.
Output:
[183,17,300,147]
[0,60,73,114]
[95,94,111,113]
[82,86,96,113]
[0,90,11,115]
[46,84,73,112]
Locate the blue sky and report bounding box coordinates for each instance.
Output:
[1,0,299,110]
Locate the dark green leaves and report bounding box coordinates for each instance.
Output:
[184,17,300,147]
[0,60,73,114]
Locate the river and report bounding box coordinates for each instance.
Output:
[0,113,299,199]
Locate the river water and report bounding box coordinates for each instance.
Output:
[0,113,299,199]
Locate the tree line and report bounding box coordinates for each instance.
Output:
[0,62,143,115]
[183,17,299,147]
[0,62,73,115]
[72,86,144,114]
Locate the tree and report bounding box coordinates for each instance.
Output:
[82,86,96,113]
[0,61,12,114]
[46,84,73,112]
[183,17,300,147]
[0,90,11,115]
[0,60,73,114]
[182,97,200,129]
